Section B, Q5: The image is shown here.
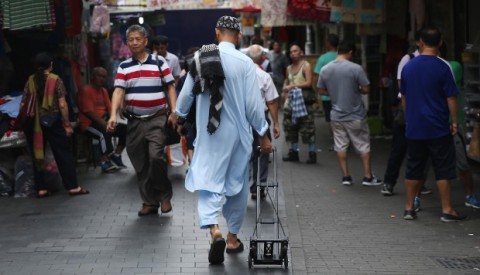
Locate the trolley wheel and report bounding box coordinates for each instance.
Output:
[249,245,257,257]
[283,253,289,269]
[281,247,288,269]
[248,254,253,269]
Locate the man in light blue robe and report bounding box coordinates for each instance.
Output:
[175,16,272,264]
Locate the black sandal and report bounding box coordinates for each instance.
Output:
[69,188,90,196]
[226,239,244,254]
[208,237,226,264]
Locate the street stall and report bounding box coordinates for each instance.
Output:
[0,0,91,197]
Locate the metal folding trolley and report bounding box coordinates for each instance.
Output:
[249,147,289,269]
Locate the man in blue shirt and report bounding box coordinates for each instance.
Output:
[401,27,465,222]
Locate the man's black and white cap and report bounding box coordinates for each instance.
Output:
[216,16,240,31]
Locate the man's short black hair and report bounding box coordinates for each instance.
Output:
[327,34,339,48]
[152,35,168,46]
[420,27,442,47]
[337,41,355,55]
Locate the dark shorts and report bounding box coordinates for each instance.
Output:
[406,134,456,181]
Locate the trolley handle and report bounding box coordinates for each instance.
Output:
[256,146,276,154]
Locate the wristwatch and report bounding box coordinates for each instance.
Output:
[177,116,186,126]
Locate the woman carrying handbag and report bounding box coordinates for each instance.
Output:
[17,52,89,198]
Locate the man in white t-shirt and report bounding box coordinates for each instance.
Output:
[380,31,432,199]
[152,35,182,86]
[397,49,419,87]
[247,45,280,199]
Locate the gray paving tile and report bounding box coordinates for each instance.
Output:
[3,114,479,274]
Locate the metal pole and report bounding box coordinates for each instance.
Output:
[305,25,312,55]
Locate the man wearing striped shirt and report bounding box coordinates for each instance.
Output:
[107,25,178,217]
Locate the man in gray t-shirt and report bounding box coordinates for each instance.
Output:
[319,59,369,121]
[317,41,381,187]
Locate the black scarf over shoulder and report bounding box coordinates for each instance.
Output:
[188,44,225,134]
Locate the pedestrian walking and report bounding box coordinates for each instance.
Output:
[107,24,178,217]
[18,52,89,197]
[175,16,272,265]
[247,44,280,200]
[151,35,182,86]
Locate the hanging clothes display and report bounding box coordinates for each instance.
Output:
[90,3,110,34]
[111,31,130,60]
[49,0,57,29]
[286,0,331,23]
[0,1,4,28]
[65,0,82,35]
[260,0,288,27]
[1,0,55,30]
[108,18,131,89]
[81,0,91,33]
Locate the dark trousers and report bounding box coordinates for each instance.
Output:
[85,121,126,155]
[382,120,407,186]
[126,114,172,206]
[25,120,78,191]
[251,114,271,193]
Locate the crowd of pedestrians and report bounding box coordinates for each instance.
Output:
[16,18,480,265]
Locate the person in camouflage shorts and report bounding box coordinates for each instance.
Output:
[283,104,316,146]
[282,43,317,164]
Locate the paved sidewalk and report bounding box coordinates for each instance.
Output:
[282,117,480,275]
[1,115,480,275]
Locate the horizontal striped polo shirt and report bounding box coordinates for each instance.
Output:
[114,54,175,116]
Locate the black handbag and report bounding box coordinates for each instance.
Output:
[40,113,59,128]
[163,118,181,145]
[155,56,184,145]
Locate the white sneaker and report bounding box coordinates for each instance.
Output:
[342,176,353,186]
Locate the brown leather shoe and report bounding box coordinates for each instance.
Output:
[161,200,172,213]
[138,205,159,216]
